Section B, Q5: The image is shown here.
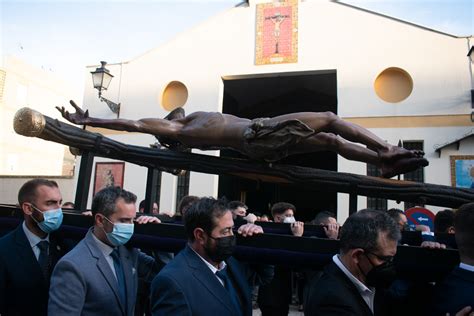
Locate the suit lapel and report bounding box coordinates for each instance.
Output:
[84,230,126,316]
[454,266,474,282]
[13,225,47,285]
[330,263,374,316]
[184,246,236,315]
[48,233,64,274]
[226,258,250,312]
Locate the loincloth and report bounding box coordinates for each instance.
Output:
[241,118,315,162]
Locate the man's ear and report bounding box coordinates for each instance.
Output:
[448,226,455,234]
[95,213,104,227]
[350,248,364,264]
[21,202,33,216]
[194,228,206,244]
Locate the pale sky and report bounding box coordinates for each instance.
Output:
[1,0,472,101]
[343,0,473,36]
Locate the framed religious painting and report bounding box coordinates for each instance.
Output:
[450,155,474,188]
[255,0,298,65]
[93,162,125,196]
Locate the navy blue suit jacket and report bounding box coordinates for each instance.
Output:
[0,224,68,316]
[151,244,252,316]
[431,266,474,316]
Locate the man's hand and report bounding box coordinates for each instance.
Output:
[420,241,446,249]
[415,224,430,232]
[237,223,263,237]
[291,221,304,237]
[243,213,258,224]
[56,100,91,125]
[447,306,473,316]
[323,223,339,240]
[135,215,161,224]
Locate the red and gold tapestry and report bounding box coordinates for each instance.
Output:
[255,0,298,65]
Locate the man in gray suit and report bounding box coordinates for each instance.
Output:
[48,186,162,316]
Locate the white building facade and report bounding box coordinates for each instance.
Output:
[0,55,77,204]
[80,0,473,221]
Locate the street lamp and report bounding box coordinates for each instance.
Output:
[91,61,121,114]
[467,46,474,122]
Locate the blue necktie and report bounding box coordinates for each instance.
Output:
[111,249,127,311]
[216,267,243,315]
[37,240,50,280]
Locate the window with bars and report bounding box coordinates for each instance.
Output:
[176,171,190,207]
[367,163,388,210]
[403,141,425,209]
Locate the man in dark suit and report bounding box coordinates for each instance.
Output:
[305,209,401,316]
[48,186,162,316]
[257,202,304,316]
[0,178,67,316]
[431,202,474,316]
[150,197,264,316]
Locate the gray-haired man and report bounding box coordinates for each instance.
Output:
[305,209,400,316]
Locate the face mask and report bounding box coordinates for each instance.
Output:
[205,234,236,263]
[404,224,416,232]
[283,216,296,224]
[362,253,397,288]
[31,205,63,233]
[102,216,134,246]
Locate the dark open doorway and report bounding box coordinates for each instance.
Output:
[218,70,338,222]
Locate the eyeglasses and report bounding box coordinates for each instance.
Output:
[364,251,394,263]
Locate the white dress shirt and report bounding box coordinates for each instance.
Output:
[460,262,474,272]
[22,221,50,260]
[190,245,227,286]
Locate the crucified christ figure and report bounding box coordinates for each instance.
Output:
[57,101,428,178]
[266,12,289,54]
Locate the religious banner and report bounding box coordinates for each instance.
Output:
[255,0,298,65]
[93,162,125,196]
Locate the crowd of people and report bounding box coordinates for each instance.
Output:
[0,178,473,316]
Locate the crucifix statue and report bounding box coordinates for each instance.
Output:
[57,101,429,178]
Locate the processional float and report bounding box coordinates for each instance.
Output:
[2,105,472,280]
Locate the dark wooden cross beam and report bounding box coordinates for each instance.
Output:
[13,108,474,210]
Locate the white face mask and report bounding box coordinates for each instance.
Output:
[283,216,296,224]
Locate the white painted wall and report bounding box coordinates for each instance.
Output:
[0,177,76,205]
[1,56,76,176]
[0,56,77,204]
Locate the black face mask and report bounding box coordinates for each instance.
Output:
[204,235,236,263]
[362,253,397,288]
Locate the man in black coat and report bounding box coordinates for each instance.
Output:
[257,202,304,316]
[151,197,264,316]
[305,209,400,316]
[431,202,474,316]
[0,179,67,316]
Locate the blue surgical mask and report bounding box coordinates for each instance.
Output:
[102,216,134,246]
[31,205,63,233]
[283,216,296,224]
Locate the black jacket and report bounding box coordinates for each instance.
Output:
[304,262,390,316]
[0,224,69,316]
[431,266,474,316]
